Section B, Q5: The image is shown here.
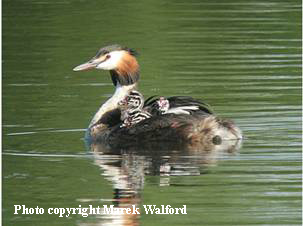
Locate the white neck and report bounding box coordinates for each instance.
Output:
[89,83,137,128]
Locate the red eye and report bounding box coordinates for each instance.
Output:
[106,54,111,59]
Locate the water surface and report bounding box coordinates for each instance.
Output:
[3,0,301,225]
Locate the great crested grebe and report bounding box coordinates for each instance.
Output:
[73,44,242,146]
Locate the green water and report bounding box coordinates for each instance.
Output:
[3,0,301,225]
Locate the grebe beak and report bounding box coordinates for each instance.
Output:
[73,60,96,71]
[73,55,108,72]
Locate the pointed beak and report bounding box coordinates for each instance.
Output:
[73,54,108,72]
[73,59,97,72]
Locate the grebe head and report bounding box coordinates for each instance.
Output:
[157,97,170,114]
[73,44,139,86]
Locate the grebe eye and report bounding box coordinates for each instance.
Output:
[106,54,111,59]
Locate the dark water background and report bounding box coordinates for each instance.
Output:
[3,0,302,225]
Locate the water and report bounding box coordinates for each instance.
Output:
[3,0,301,225]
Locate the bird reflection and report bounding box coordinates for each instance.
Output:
[80,139,241,226]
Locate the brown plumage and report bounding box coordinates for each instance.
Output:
[117,52,139,76]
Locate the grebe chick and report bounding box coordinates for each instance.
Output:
[118,91,151,128]
[156,97,170,114]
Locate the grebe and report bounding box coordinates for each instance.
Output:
[118,90,151,128]
[156,97,170,114]
[73,44,242,146]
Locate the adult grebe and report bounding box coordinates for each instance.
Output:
[73,44,242,147]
